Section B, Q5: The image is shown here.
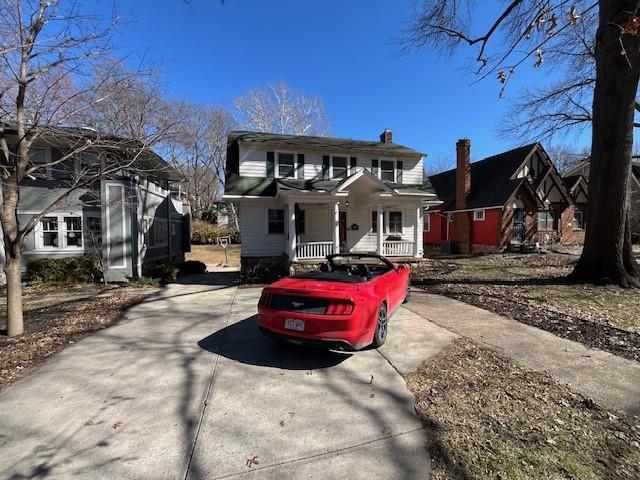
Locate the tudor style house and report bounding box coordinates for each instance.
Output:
[223,130,439,270]
[424,139,585,253]
[0,126,191,282]
[564,157,639,240]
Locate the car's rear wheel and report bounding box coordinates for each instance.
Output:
[372,303,388,348]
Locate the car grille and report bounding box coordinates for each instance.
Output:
[260,293,329,314]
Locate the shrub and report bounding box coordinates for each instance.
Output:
[179,260,207,275]
[191,218,240,245]
[142,263,180,283]
[240,254,289,284]
[127,276,160,287]
[27,255,102,284]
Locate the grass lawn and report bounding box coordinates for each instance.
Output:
[187,244,241,268]
[0,285,153,390]
[413,253,640,361]
[407,339,640,479]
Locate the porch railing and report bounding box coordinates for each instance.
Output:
[383,241,414,257]
[296,241,334,260]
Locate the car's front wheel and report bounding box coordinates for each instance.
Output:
[372,303,388,348]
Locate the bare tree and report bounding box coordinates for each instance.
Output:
[405,1,640,287]
[425,154,456,175]
[546,142,589,174]
[165,104,235,220]
[234,81,330,136]
[0,1,176,336]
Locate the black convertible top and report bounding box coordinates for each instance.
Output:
[291,253,394,283]
[291,271,365,284]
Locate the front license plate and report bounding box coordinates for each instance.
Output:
[284,318,305,332]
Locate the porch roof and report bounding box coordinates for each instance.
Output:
[225,173,438,198]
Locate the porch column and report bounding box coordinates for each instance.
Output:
[288,199,296,261]
[414,205,421,257]
[377,204,384,255]
[332,201,340,254]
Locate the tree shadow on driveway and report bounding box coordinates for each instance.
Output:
[197,315,351,370]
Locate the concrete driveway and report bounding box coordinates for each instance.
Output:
[0,273,454,479]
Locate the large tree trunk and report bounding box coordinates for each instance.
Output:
[4,251,23,337]
[572,1,640,287]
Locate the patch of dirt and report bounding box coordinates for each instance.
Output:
[187,244,241,268]
[407,339,640,480]
[0,287,153,390]
[413,253,640,362]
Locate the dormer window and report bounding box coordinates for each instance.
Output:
[277,153,295,178]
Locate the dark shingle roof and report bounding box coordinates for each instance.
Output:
[562,175,583,192]
[224,175,277,197]
[228,130,425,157]
[430,144,538,210]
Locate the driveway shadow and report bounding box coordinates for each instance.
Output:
[197,315,351,370]
[174,270,239,286]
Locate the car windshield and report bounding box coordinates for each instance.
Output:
[330,255,387,267]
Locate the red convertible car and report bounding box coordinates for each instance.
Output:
[258,253,410,350]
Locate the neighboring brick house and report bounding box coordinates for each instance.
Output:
[564,158,639,240]
[424,139,584,253]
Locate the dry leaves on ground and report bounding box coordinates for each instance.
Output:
[407,339,640,480]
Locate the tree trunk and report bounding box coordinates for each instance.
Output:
[571,1,640,287]
[4,251,23,337]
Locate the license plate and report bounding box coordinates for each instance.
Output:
[284,318,305,332]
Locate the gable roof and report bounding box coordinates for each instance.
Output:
[429,143,539,210]
[227,130,425,158]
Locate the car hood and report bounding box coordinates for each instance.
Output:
[266,276,360,294]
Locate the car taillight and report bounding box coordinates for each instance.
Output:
[259,292,273,307]
[325,301,354,315]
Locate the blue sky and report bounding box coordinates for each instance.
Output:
[96,0,589,169]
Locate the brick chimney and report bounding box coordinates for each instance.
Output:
[456,139,471,209]
[380,129,393,144]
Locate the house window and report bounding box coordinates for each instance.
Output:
[371,211,378,234]
[64,216,83,247]
[268,209,285,234]
[381,160,395,182]
[42,217,59,247]
[474,210,485,221]
[388,211,402,234]
[295,209,305,235]
[423,212,430,232]
[573,210,585,230]
[332,156,348,179]
[277,153,295,178]
[29,147,51,177]
[155,219,169,246]
[537,211,556,231]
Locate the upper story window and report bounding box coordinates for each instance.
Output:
[380,160,395,182]
[28,147,51,177]
[332,156,348,179]
[277,153,295,178]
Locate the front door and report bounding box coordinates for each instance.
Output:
[339,211,347,252]
[512,208,525,242]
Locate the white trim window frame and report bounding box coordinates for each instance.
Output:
[276,151,296,178]
[266,208,285,235]
[423,212,431,232]
[573,210,585,230]
[380,159,396,183]
[34,212,84,251]
[388,210,403,234]
[331,155,348,180]
[28,146,53,178]
[473,209,485,221]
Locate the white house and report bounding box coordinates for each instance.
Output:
[223,130,440,270]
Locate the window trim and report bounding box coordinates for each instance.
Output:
[537,210,556,231]
[276,151,296,178]
[266,208,285,235]
[473,209,485,221]
[423,212,431,232]
[330,155,349,180]
[380,160,396,183]
[573,210,585,230]
[34,212,84,251]
[388,211,403,234]
[28,146,53,177]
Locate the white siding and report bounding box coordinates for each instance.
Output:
[239,201,288,257]
[299,205,331,242]
[238,144,424,185]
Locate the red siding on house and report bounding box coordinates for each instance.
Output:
[424,212,447,244]
[471,208,501,246]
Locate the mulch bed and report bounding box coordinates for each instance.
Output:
[0,287,153,391]
[407,339,640,479]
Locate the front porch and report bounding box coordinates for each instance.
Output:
[295,239,417,260]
